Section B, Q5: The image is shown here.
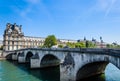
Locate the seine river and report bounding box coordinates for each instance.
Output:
[0,60,120,81]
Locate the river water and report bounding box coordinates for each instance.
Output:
[0,60,120,81]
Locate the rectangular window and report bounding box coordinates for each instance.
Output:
[12,41,14,45]
[8,41,10,45]
[17,45,18,50]
[8,46,9,50]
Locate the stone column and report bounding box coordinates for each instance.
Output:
[30,53,40,68]
[60,63,76,81]
[18,52,25,63]
[12,53,17,60]
[30,58,40,68]
[60,53,76,81]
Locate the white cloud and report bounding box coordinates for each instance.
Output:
[101,0,116,17]
[96,0,117,17]
[12,0,53,22]
[71,0,120,27]
[81,0,119,19]
[11,0,40,21]
[22,0,41,17]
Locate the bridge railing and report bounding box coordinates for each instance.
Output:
[10,48,120,57]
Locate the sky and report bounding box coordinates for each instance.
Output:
[0,0,120,44]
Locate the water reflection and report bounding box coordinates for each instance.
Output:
[7,60,60,81]
[1,61,120,81]
[29,67,60,81]
[79,63,120,81]
[78,74,105,81]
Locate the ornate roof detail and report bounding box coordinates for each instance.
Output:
[5,23,24,36]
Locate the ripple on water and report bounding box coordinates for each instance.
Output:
[0,60,120,81]
[0,60,59,81]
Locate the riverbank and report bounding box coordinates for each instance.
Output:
[0,57,6,60]
[0,50,6,60]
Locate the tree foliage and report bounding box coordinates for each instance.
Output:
[66,42,86,48]
[43,35,57,48]
[0,45,3,50]
[58,44,64,48]
[66,42,75,48]
[106,44,111,48]
[106,43,120,49]
[86,41,96,48]
[75,42,86,48]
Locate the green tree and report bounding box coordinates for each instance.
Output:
[0,45,3,50]
[66,42,75,48]
[110,44,114,48]
[86,41,89,48]
[106,43,120,49]
[106,44,110,48]
[86,41,96,48]
[75,42,86,48]
[116,45,120,48]
[58,44,64,48]
[43,35,57,48]
[39,45,44,48]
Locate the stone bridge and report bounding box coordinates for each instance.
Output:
[3,48,120,81]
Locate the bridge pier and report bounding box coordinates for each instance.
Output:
[30,58,40,68]
[18,52,26,63]
[12,53,18,60]
[60,53,76,81]
[30,53,40,68]
[60,64,76,81]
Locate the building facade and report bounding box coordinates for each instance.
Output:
[3,23,77,51]
[0,40,3,48]
[3,23,106,51]
[3,23,24,51]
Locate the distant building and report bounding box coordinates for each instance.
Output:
[95,42,107,48]
[77,39,107,48]
[3,23,77,51]
[0,40,3,48]
[3,23,106,51]
[58,39,77,46]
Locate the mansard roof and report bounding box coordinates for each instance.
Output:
[5,23,24,36]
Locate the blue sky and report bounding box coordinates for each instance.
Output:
[0,0,120,43]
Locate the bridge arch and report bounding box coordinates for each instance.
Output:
[6,53,13,60]
[76,61,109,80]
[25,51,34,63]
[40,54,60,68]
[75,54,120,81]
[17,52,21,60]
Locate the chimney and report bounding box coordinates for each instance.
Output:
[20,25,22,31]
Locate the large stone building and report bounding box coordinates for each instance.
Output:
[3,23,77,51]
[0,40,3,48]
